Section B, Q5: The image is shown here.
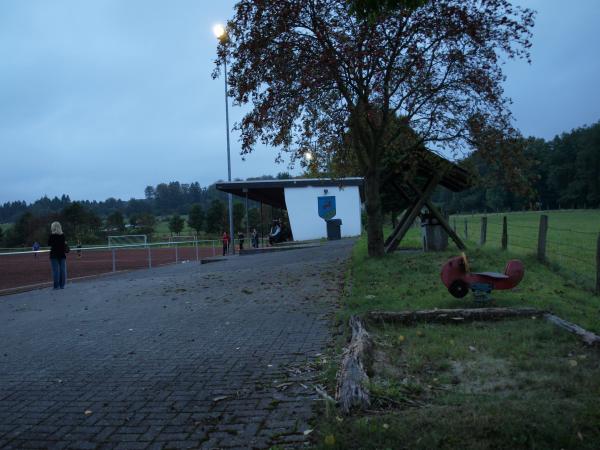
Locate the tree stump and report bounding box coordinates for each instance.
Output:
[336,315,373,414]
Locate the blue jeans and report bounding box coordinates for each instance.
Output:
[50,257,66,289]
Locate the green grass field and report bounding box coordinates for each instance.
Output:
[152,215,192,238]
[450,210,600,291]
[313,230,600,449]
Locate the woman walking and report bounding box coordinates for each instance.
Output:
[48,221,68,289]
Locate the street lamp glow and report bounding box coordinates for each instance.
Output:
[213,24,226,39]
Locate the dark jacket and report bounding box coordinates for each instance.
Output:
[48,234,67,259]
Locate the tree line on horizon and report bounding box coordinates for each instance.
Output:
[0,173,291,248]
[0,172,293,224]
[435,121,600,213]
[1,121,598,247]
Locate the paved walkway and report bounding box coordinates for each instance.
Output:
[0,239,354,449]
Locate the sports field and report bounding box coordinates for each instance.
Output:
[450,209,600,290]
[0,245,217,294]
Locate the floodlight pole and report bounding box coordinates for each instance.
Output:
[223,56,235,254]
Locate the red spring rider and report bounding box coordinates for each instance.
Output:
[441,253,524,301]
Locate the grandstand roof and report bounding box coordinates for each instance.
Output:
[215,177,364,209]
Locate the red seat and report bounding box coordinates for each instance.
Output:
[471,272,509,279]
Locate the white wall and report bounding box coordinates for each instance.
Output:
[284,185,362,241]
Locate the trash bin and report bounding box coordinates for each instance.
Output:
[326,219,342,240]
[420,213,448,251]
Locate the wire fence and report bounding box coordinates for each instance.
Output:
[450,211,600,294]
[0,238,229,294]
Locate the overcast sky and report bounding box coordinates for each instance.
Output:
[1,0,599,204]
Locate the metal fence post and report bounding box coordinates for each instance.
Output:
[195,238,199,262]
[501,216,508,250]
[175,243,178,264]
[537,215,548,262]
[212,240,215,257]
[112,249,116,272]
[148,246,152,269]
[480,217,487,246]
[464,219,468,241]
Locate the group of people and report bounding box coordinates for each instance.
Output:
[45,218,290,288]
[221,228,261,255]
[221,219,287,256]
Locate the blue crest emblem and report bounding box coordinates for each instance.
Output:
[318,196,336,220]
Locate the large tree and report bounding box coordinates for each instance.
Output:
[187,204,205,236]
[215,0,534,256]
[106,211,126,233]
[168,214,185,236]
[205,200,226,234]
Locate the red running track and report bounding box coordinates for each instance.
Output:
[0,246,217,293]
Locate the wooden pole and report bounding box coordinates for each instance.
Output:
[537,215,549,262]
[384,181,413,248]
[464,219,468,241]
[596,232,600,295]
[501,216,508,250]
[480,217,487,246]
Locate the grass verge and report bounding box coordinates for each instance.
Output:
[312,232,600,450]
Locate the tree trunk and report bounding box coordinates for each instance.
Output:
[364,170,384,257]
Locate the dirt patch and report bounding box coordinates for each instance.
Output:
[450,356,518,395]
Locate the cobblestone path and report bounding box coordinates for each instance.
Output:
[0,239,354,449]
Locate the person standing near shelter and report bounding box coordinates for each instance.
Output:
[238,231,245,251]
[32,241,40,259]
[251,228,259,248]
[269,219,281,246]
[48,221,68,289]
[222,231,230,256]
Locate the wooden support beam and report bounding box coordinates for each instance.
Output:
[385,174,441,253]
[384,181,415,248]
[391,179,413,203]
[406,180,467,250]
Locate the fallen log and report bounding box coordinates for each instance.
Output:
[545,314,600,346]
[336,315,373,414]
[368,307,546,325]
